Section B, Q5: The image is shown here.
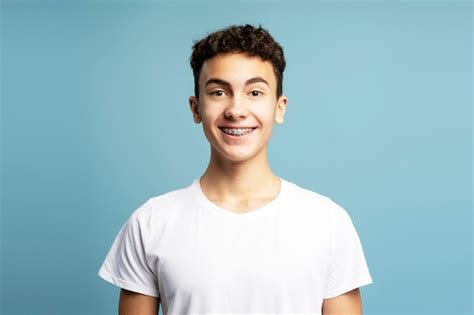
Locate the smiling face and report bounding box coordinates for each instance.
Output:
[189,53,288,163]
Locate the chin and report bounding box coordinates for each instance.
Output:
[220,147,265,163]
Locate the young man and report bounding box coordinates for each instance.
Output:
[98,24,373,315]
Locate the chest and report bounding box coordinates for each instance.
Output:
[151,212,331,314]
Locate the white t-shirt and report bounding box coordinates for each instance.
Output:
[98,178,373,315]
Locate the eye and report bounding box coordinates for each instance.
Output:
[250,90,263,96]
[210,90,226,96]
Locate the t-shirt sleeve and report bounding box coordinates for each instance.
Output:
[98,200,160,297]
[323,201,373,299]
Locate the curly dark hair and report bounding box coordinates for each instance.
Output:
[190,24,286,99]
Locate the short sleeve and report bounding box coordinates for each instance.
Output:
[98,201,160,297]
[323,201,373,299]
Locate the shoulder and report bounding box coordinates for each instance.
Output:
[131,181,196,222]
[148,185,192,208]
[284,179,346,211]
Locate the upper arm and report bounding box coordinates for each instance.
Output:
[322,288,362,315]
[119,289,160,315]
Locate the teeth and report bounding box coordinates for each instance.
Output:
[221,128,254,136]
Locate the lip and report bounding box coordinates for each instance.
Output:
[218,126,257,129]
[219,127,257,140]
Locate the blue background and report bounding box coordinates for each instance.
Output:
[1,1,472,314]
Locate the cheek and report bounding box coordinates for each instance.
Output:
[200,110,222,139]
[254,105,277,122]
[200,107,220,124]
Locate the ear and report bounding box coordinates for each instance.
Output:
[189,96,202,124]
[274,95,288,124]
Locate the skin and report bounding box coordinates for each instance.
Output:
[322,288,363,314]
[188,53,288,212]
[118,289,159,315]
[118,52,363,314]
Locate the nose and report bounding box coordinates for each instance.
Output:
[224,95,248,119]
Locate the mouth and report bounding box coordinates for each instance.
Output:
[218,127,257,138]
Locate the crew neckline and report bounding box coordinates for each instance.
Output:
[192,177,288,218]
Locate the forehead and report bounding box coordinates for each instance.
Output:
[200,53,276,87]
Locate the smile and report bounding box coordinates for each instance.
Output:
[219,127,257,137]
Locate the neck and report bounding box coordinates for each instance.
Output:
[199,147,279,200]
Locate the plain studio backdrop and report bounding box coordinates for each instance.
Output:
[1,1,472,314]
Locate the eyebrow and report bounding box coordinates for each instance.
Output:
[204,77,269,88]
